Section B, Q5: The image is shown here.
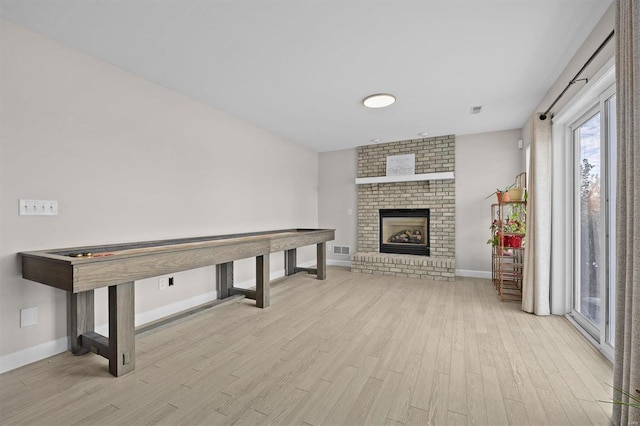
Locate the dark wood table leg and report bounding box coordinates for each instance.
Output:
[256,255,270,308]
[284,249,297,276]
[108,282,135,377]
[317,242,327,280]
[68,290,94,355]
[216,262,233,299]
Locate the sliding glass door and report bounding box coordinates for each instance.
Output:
[571,87,616,358]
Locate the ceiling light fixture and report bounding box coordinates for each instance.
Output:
[363,93,396,108]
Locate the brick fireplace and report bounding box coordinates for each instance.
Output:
[351,135,455,281]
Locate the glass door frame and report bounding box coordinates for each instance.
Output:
[569,84,616,361]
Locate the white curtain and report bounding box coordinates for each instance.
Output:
[612,1,639,424]
[521,114,551,315]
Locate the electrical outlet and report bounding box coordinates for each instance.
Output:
[159,277,169,290]
[20,307,38,328]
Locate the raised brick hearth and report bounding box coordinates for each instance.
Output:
[352,135,455,281]
[351,253,455,280]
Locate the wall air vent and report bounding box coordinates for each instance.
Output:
[332,245,351,256]
[470,105,482,114]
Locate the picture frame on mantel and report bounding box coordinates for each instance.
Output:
[386,153,415,176]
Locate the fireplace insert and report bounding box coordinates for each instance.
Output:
[379,209,430,256]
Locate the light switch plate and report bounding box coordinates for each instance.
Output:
[19,199,58,216]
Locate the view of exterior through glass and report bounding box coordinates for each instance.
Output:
[576,112,602,328]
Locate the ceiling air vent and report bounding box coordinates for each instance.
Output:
[470,105,483,114]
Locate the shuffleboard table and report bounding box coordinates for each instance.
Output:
[20,228,335,376]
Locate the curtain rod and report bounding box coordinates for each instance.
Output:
[539,29,615,121]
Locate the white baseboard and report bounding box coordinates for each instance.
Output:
[0,260,318,373]
[327,259,352,267]
[455,269,492,279]
[0,336,68,374]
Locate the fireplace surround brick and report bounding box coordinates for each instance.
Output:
[351,253,455,280]
[353,135,455,281]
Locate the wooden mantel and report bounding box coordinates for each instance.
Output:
[355,171,455,185]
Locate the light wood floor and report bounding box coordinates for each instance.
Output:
[0,267,614,425]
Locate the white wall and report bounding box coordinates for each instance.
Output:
[521,3,615,147]
[0,20,318,371]
[455,130,524,276]
[318,148,357,265]
[317,131,524,276]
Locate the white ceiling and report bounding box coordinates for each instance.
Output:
[0,0,612,152]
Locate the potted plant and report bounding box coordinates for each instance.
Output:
[507,187,526,201]
[485,184,515,203]
[502,204,526,248]
[507,172,527,201]
[487,219,512,255]
[503,219,525,248]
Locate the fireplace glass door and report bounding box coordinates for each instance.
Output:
[379,209,430,256]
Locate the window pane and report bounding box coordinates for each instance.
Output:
[576,112,602,328]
